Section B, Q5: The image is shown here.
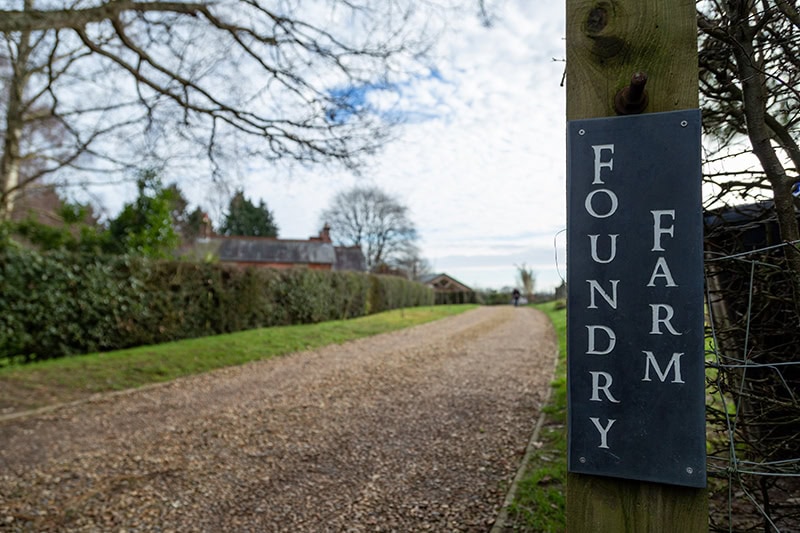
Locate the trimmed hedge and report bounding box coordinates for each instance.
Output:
[0,247,433,363]
[368,274,435,313]
[434,290,478,305]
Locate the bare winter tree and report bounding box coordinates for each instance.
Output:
[698,0,800,279]
[514,262,535,298]
[392,241,432,280]
[699,4,800,530]
[0,0,458,220]
[319,185,417,271]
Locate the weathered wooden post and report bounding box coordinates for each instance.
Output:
[565,0,709,531]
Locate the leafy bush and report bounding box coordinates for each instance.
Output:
[368,274,434,313]
[476,289,512,305]
[434,290,477,305]
[0,248,433,363]
[0,248,151,361]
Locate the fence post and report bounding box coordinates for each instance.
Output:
[565,0,709,531]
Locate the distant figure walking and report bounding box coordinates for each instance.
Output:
[512,288,521,307]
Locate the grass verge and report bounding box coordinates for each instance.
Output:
[501,303,725,531]
[504,300,567,532]
[0,304,477,413]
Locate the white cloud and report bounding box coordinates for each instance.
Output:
[242,1,568,290]
[85,1,568,292]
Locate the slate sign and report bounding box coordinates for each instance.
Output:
[566,109,706,488]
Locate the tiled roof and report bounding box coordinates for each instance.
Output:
[218,238,336,265]
[334,246,368,272]
[213,237,367,272]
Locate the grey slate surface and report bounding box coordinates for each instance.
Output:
[218,239,336,265]
[333,247,368,272]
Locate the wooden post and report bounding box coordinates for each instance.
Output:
[565,0,709,531]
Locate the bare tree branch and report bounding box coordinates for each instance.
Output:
[1,0,449,219]
[320,185,417,271]
[0,2,207,33]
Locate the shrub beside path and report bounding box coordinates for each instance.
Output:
[0,306,557,532]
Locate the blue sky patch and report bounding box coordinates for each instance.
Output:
[327,67,450,125]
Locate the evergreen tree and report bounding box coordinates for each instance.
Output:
[183,206,210,242]
[219,190,279,237]
[5,186,107,253]
[107,171,179,258]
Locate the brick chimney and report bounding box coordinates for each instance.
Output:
[319,223,332,243]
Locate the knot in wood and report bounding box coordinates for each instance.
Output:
[587,6,608,34]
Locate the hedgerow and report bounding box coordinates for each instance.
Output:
[0,246,433,363]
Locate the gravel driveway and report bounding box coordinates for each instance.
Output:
[1,306,557,532]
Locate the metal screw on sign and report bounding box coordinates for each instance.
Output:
[579,457,587,464]
[686,467,694,474]
[614,72,649,115]
[579,129,586,136]
[680,120,688,127]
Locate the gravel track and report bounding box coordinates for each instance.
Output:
[0,306,557,532]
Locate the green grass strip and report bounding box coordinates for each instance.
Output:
[503,302,729,531]
[0,305,476,410]
[505,300,567,532]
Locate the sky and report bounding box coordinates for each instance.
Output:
[91,1,568,293]
[238,1,569,292]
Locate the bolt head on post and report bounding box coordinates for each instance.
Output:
[614,72,649,115]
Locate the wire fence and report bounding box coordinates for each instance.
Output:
[555,215,799,531]
[704,208,800,532]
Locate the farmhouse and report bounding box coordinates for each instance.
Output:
[198,225,367,272]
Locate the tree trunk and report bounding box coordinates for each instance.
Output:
[0,0,33,222]
[729,6,800,314]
